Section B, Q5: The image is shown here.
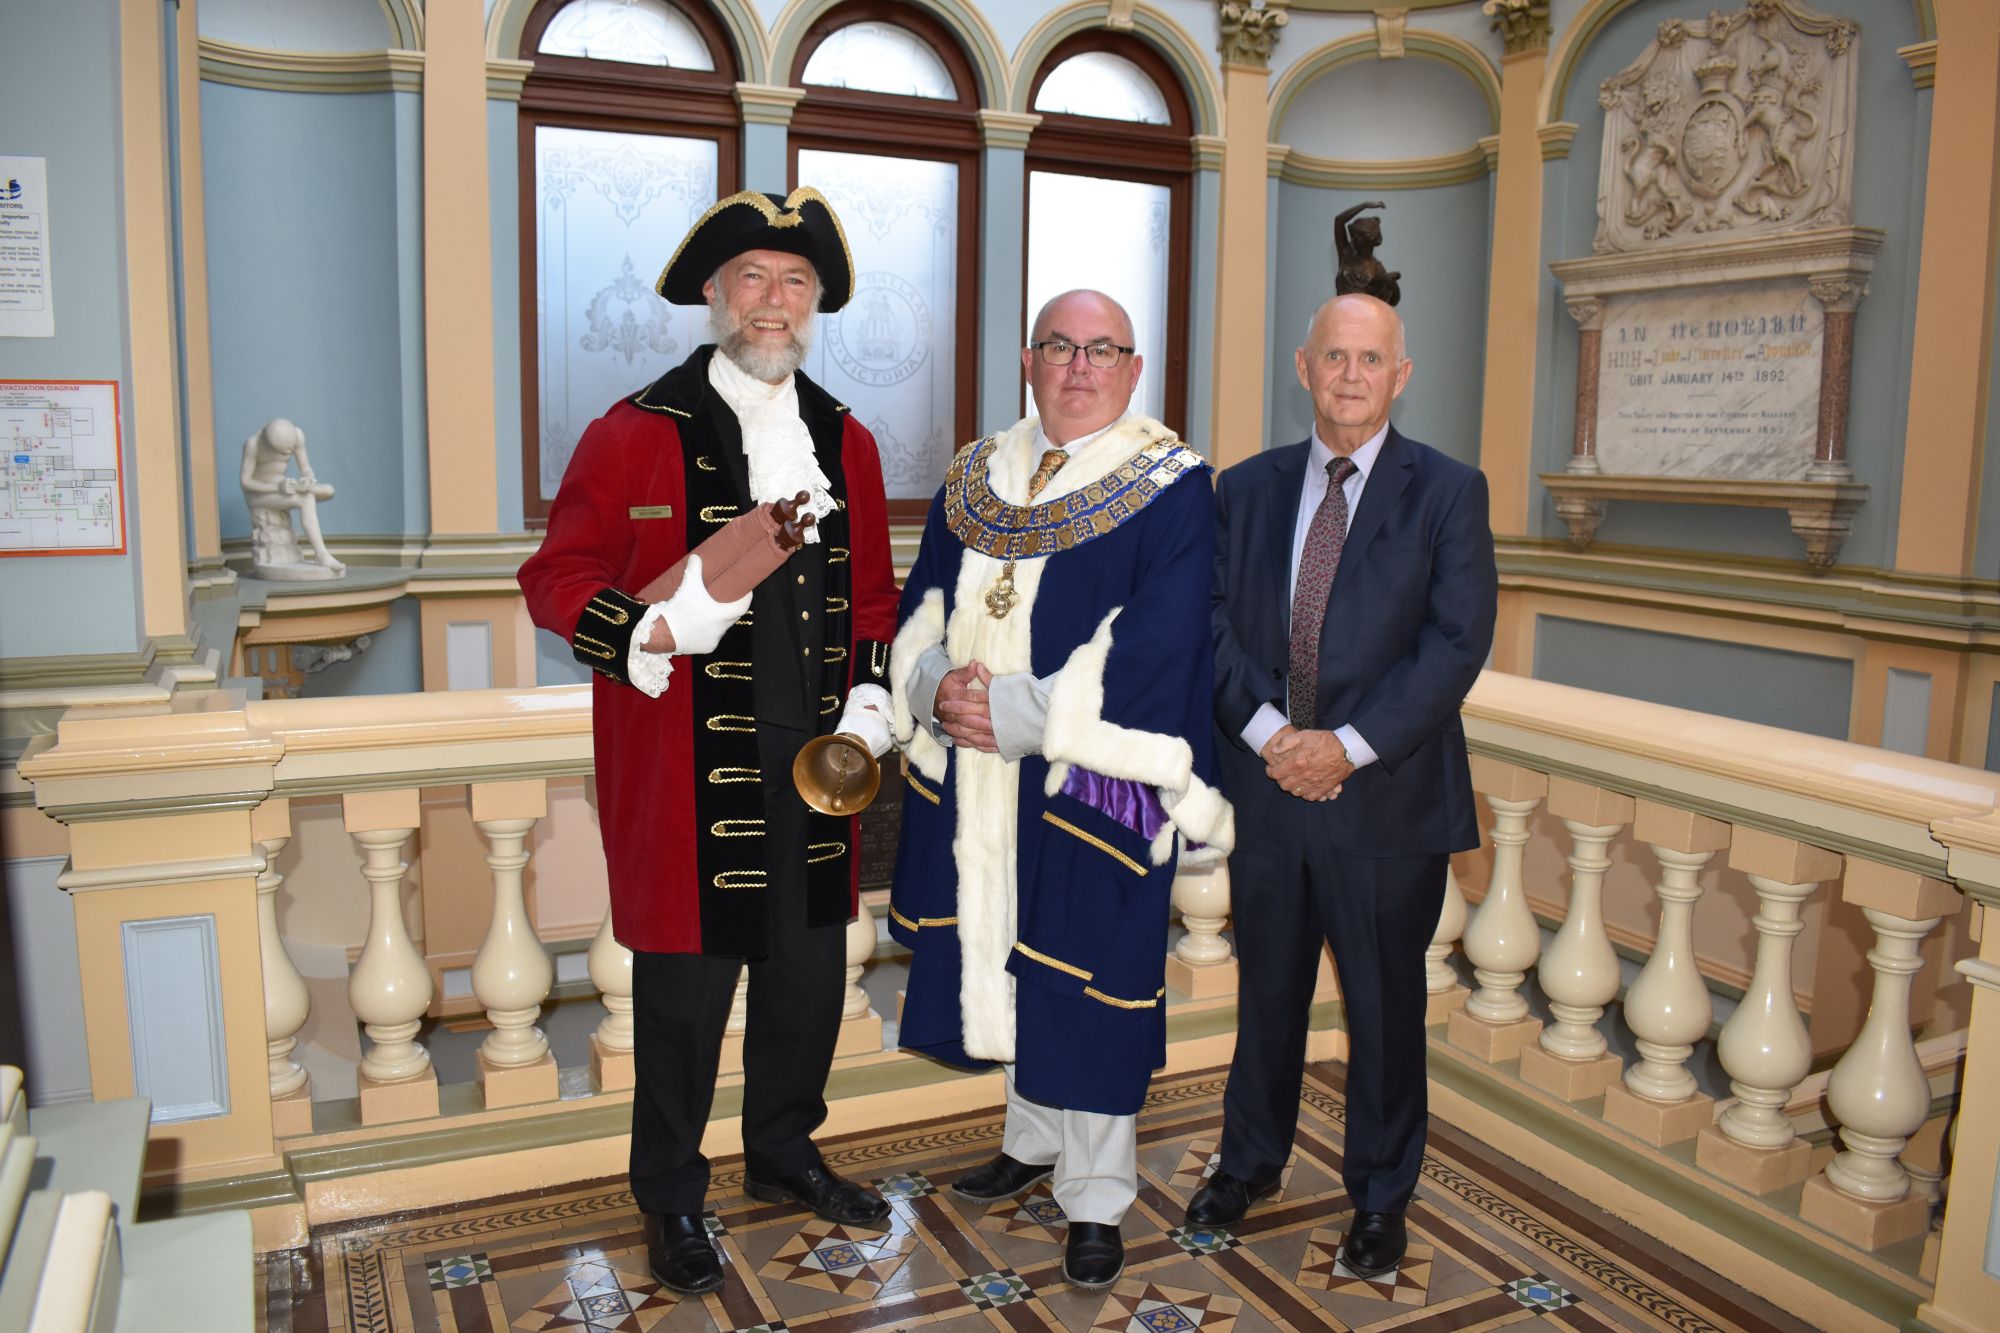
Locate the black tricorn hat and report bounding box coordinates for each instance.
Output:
[655,187,855,312]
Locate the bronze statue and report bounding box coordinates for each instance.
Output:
[1334,201,1402,307]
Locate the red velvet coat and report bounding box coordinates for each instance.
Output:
[519,348,899,955]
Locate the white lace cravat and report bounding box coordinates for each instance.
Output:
[707,351,835,542]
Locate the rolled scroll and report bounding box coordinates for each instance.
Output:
[635,491,814,653]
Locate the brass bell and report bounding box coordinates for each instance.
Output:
[792,732,881,816]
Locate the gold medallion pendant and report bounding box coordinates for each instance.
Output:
[984,561,1020,618]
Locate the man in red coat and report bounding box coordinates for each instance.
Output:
[519,189,900,1296]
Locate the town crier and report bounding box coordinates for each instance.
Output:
[518,188,900,1297]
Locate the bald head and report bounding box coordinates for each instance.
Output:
[1030,289,1137,347]
[1304,293,1406,365]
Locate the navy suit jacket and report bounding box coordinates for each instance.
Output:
[1211,425,1497,857]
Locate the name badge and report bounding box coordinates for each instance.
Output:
[628,505,674,519]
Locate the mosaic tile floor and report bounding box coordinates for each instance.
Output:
[261,1061,1817,1333]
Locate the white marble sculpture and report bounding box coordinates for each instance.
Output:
[1594,1,1859,253]
[242,418,345,580]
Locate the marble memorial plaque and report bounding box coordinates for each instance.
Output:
[1595,280,1822,479]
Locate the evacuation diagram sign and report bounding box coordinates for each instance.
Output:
[0,380,126,556]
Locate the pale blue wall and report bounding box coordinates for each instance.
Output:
[1543,0,1927,568]
[0,0,143,658]
[978,144,1028,433]
[1266,177,1492,466]
[297,597,421,697]
[203,85,430,541]
[1534,617,1854,741]
[1278,57,1494,159]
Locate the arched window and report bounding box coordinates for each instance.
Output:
[516,0,742,525]
[1024,34,1194,434]
[787,2,982,512]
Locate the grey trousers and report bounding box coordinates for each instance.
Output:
[999,1067,1137,1225]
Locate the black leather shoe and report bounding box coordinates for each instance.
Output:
[1063,1222,1125,1289]
[745,1165,890,1229]
[950,1153,1055,1202]
[643,1212,723,1295]
[1185,1170,1280,1227]
[1341,1209,1407,1278]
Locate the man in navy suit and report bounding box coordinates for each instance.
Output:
[1189,293,1496,1278]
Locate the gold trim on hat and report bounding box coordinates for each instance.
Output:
[654,187,856,305]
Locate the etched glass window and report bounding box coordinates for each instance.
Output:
[797,149,959,499]
[1033,52,1170,124]
[1025,172,1170,423]
[538,0,715,70]
[801,21,956,100]
[535,126,718,501]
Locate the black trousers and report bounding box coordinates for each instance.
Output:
[629,723,846,1216]
[1219,791,1446,1215]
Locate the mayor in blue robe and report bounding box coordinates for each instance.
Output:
[885,289,1233,1289]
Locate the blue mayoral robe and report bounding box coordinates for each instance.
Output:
[887,415,1234,1116]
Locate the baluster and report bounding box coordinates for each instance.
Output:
[1801,864,1960,1249]
[1167,859,1238,999]
[470,780,556,1108]
[1426,865,1469,1023]
[251,798,314,1136]
[1696,830,1839,1193]
[588,908,635,1092]
[835,906,886,1056]
[719,964,751,1073]
[1522,780,1634,1100]
[1449,760,1549,1063]
[1605,803,1730,1145]
[343,789,439,1124]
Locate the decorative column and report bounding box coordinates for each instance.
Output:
[1801,863,1961,1250]
[470,780,557,1109]
[1426,865,1469,1023]
[1449,759,1549,1063]
[835,907,885,1056]
[736,83,806,194]
[1209,1,1286,467]
[343,789,439,1125]
[588,908,635,1092]
[1473,0,1552,536]
[1521,780,1634,1101]
[977,110,1040,432]
[251,798,314,1138]
[1605,803,1731,1146]
[1167,859,1237,999]
[1696,830,1840,1194]
[1805,275,1865,482]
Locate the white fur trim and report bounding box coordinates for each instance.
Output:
[1042,610,1237,862]
[889,589,948,782]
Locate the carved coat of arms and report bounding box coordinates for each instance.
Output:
[1594,1,1858,252]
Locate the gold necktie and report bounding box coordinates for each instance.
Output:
[985,448,1068,619]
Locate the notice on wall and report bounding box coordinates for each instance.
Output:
[1594,280,1825,481]
[0,157,54,339]
[0,380,126,556]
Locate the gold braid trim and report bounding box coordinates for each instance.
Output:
[1041,812,1148,876]
[890,905,958,930]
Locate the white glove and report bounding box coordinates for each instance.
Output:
[658,554,753,657]
[836,684,894,757]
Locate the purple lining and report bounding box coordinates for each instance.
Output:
[1059,766,1170,841]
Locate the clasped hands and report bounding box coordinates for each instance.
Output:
[935,661,998,753]
[1263,724,1350,802]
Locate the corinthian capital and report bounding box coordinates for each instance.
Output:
[1219,0,1288,68]
[1482,0,1552,56]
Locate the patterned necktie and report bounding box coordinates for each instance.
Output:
[1287,455,1359,728]
[985,449,1068,618]
[1026,448,1067,500]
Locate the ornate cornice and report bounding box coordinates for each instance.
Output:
[1376,9,1408,58]
[976,109,1042,151]
[1899,40,1938,91]
[1218,1,1289,69]
[486,58,533,101]
[1538,121,1577,160]
[1271,144,1494,190]
[198,37,424,94]
[1483,0,1552,57]
[1191,134,1227,172]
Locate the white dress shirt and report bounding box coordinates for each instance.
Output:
[1238,422,1389,768]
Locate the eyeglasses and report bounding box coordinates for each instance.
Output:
[1028,338,1134,369]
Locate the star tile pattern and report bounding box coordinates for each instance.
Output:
[261,1062,1824,1333]
[1166,1141,1294,1204]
